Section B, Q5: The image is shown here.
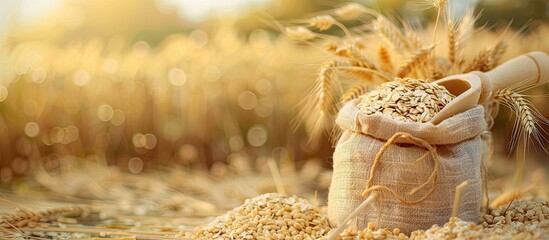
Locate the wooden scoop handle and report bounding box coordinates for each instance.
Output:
[473,51,549,98]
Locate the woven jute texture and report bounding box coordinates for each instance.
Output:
[328,99,487,234]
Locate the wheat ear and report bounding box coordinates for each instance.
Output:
[334,3,378,21]
[325,42,338,53]
[377,44,393,74]
[465,48,492,72]
[309,15,336,31]
[490,41,507,69]
[0,207,84,228]
[430,64,445,81]
[465,40,507,72]
[445,1,480,71]
[448,4,478,71]
[374,16,408,53]
[494,89,549,153]
[335,44,377,69]
[309,15,353,40]
[293,60,344,141]
[447,21,459,67]
[340,84,369,104]
[396,45,434,78]
[494,89,549,189]
[403,22,424,50]
[334,44,379,81]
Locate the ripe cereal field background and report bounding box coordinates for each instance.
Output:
[0,0,548,239]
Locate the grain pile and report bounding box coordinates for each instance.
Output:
[330,199,549,240]
[191,193,332,239]
[407,198,549,239]
[477,199,549,238]
[357,78,454,122]
[187,194,549,240]
[482,199,548,226]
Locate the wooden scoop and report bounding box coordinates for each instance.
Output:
[430,51,549,125]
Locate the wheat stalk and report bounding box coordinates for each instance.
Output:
[324,193,378,240]
[489,183,536,209]
[396,45,434,78]
[432,0,448,45]
[452,180,470,218]
[433,0,448,9]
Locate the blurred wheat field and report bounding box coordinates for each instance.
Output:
[0,27,333,180]
[1,0,549,239]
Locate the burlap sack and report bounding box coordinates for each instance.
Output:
[327,99,487,234]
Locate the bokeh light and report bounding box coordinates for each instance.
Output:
[63,126,79,144]
[238,91,258,110]
[144,134,157,149]
[111,110,126,126]
[102,58,119,74]
[98,104,115,122]
[247,124,268,147]
[128,157,144,174]
[73,70,91,86]
[31,68,47,83]
[49,127,65,144]
[132,133,147,149]
[168,67,187,86]
[24,122,40,138]
[254,79,272,94]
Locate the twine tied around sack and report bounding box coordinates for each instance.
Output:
[361,132,440,205]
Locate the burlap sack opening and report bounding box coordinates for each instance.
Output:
[328,99,487,234]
